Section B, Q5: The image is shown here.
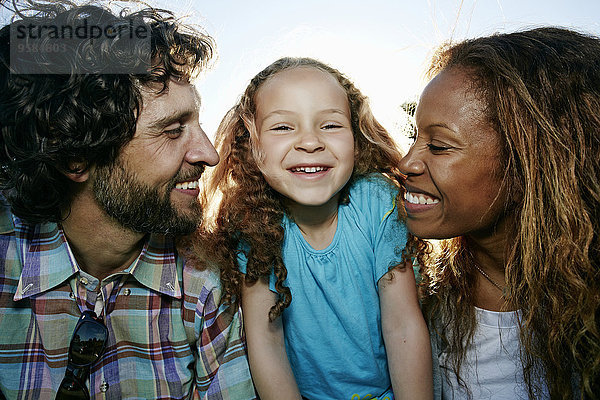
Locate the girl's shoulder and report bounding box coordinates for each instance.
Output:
[347,173,400,208]
[344,173,402,230]
[349,172,399,192]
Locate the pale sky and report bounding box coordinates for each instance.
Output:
[3,0,600,150]
[163,0,600,149]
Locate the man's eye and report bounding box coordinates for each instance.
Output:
[165,125,185,138]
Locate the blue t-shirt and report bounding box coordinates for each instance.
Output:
[238,175,408,400]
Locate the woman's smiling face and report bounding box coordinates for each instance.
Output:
[399,68,508,240]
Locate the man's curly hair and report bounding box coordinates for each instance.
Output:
[0,1,214,222]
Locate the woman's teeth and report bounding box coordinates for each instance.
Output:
[291,166,327,173]
[404,191,439,205]
[175,179,199,190]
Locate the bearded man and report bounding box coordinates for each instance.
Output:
[0,2,254,399]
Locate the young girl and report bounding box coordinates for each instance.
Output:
[204,57,432,400]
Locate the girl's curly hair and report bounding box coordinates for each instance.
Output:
[419,27,600,399]
[201,57,408,320]
[0,1,213,222]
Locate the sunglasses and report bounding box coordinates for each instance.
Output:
[56,310,108,400]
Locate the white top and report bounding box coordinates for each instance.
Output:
[440,307,548,400]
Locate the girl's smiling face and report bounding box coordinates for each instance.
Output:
[399,68,508,240]
[253,67,355,211]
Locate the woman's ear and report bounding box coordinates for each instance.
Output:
[63,159,90,183]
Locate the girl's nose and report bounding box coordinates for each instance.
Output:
[294,128,325,153]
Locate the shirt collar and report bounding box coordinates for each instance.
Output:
[13,215,182,300]
[129,234,182,299]
[14,217,76,300]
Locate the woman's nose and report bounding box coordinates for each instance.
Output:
[398,146,425,177]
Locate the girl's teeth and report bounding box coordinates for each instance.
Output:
[293,166,326,173]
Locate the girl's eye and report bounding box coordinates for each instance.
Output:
[165,125,185,138]
[427,143,451,152]
[322,123,342,130]
[271,125,292,132]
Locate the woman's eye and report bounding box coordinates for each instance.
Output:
[427,143,451,152]
[164,125,185,138]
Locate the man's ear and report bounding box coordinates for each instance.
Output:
[63,160,90,183]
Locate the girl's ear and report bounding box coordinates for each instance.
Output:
[63,159,90,183]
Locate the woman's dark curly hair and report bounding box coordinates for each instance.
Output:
[201,57,410,321]
[419,27,600,399]
[0,1,213,222]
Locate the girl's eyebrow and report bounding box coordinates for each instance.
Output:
[263,110,296,118]
[263,108,348,118]
[318,108,347,116]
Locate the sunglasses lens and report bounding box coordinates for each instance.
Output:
[69,319,107,367]
[56,374,89,400]
[56,311,107,399]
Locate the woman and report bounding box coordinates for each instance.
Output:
[400,27,600,399]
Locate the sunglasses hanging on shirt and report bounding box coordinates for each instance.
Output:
[56,310,108,400]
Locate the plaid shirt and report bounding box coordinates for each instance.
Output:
[0,202,256,400]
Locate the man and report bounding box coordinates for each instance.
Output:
[0,2,255,399]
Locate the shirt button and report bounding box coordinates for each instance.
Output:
[99,381,109,392]
[69,292,75,299]
[80,277,89,285]
[123,288,131,296]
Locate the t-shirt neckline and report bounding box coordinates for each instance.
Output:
[284,210,343,255]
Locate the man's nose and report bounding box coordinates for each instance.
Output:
[185,124,219,166]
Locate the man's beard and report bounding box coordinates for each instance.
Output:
[92,160,202,235]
